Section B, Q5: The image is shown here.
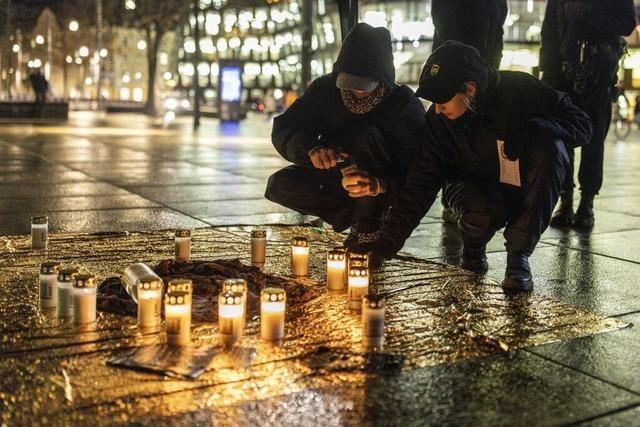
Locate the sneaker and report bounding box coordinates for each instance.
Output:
[550,194,574,227]
[461,245,488,273]
[573,194,594,229]
[502,253,533,292]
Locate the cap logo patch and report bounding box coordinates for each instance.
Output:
[429,64,440,76]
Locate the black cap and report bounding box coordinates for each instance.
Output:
[415,41,489,104]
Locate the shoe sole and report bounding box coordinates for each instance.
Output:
[501,277,534,292]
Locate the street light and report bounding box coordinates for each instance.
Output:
[69,20,79,32]
[125,0,136,10]
[35,35,45,45]
[79,46,89,57]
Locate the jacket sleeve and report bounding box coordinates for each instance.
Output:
[586,0,636,36]
[271,79,324,166]
[540,0,561,82]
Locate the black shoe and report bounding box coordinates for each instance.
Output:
[550,194,574,227]
[502,253,533,292]
[573,194,594,229]
[461,245,488,273]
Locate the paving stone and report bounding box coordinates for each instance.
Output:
[0,194,159,214]
[582,405,640,426]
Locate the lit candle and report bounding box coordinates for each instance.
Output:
[291,236,310,277]
[362,294,385,349]
[122,263,162,303]
[222,278,247,324]
[167,279,193,304]
[72,273,97,324]
[348,266,369,311]
[327,249,346,290]
[137,277,163,328]
[57,267,79,320]
[39,261,61,309]
[165,291,191,347]
[218,291,244,347]
[251,229,267,268]
[175,229,191,261]
[31,216,48,249]
[260,288,286,341]
[347,250,369,278]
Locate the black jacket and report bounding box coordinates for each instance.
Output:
[375,70,593,258]
[271,24,426,195]
[540,0,636,80]
[431,0,508,69]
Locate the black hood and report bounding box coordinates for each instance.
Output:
[333,23,396,88]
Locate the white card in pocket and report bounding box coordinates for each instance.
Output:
[496,140,521,187]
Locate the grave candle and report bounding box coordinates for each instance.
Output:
[167,279,193,304]
[362,294,385,349]
[72,273,97,324]
[327,249,346,290]
[137,277,163,328]
[122,263,161,303]
[291,236,310,277]
[347,251,369,277]
[39,261,61,309]
[348,266,369,311]
[260,288,286,341]
[222,278,247,324]
[175,229,191,261]
[165,291,191,347]
[218,291,244,347]
[57,267,79,320]
[251,229,267,268]
[31,216,48,249]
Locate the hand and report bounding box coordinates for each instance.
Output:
[341,170,384,198]
[308,146,346,169]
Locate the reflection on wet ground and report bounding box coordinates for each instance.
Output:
[0,226,625,425]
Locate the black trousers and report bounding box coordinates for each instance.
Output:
[445,140,569,256]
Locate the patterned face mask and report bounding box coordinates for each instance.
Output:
[340,83,386,114]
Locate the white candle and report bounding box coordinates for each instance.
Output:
[175,229,191,261]
[327,249,346,290]
[165,292,191,347]
[39,261,60,309]
[362,295,385,349]
[57,267,79,319]
[222,278,247,325]
[72,273,97,324]
[122,263,161,303]
[291,236,310,277]
[137,278,163,328]
[251,229,266,267]
[218,291,244,347]
[348,266,369,311]
[31,216,48,249]
[260,288,286,341]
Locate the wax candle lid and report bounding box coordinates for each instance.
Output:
[333,246,346,253]
[139,276,162,291]
[327,249,346,261]
[219,291,243,305]
[175,229,191,238]
[223,278,247,293]
[73,273,97,288]
[348,250,368,260]
[363,294,385,309]
[31,216,48,225]
[40,261,61,274]
[251,229,266,238]
[291,236,309,247]
[58,267,79,282]
[349,266,369,277]
[261,287,286,302]
[168,279,192,294]
[167,291,189,305]
[348,259,367,268]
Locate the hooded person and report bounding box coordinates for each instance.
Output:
[265,23,426,247]
[350,41,592,292]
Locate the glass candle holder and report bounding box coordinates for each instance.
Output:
[260,288,286,341]
[31,216,48,249]
[39,261,61,309]
[251,229,267,268]
[291,236,310,277]
[72,273,97,324]
[362,294,385,349]
[327,249,346,290]
[348,266,369,311]
[175,229,191,261]
[218,291,244,347]
[137,277,163,328]
[165,291,192,347]
[122,263,162,303]
[57,267,79,320]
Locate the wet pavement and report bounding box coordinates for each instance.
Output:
[1,112,640,424]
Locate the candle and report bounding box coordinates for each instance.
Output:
[167,279,193,304]
[72,273,97,324]
[218,291,244,347]
[260,288,286,341]
[347,250,369,277]
[222,278,247,323]
[137,277,163,328]
[39,261,61,309]
[362,294,385,349]
[57,267,79,319]
[348,266,369,311]
[122,263,162,303]
[251,229,267,268]
[291,236,310,277]
[165,291,191,347]
[31,216,48,249]
[175,229,191,261]
[327,249,346,290]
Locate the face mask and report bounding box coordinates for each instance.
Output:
[340,84,385,114]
